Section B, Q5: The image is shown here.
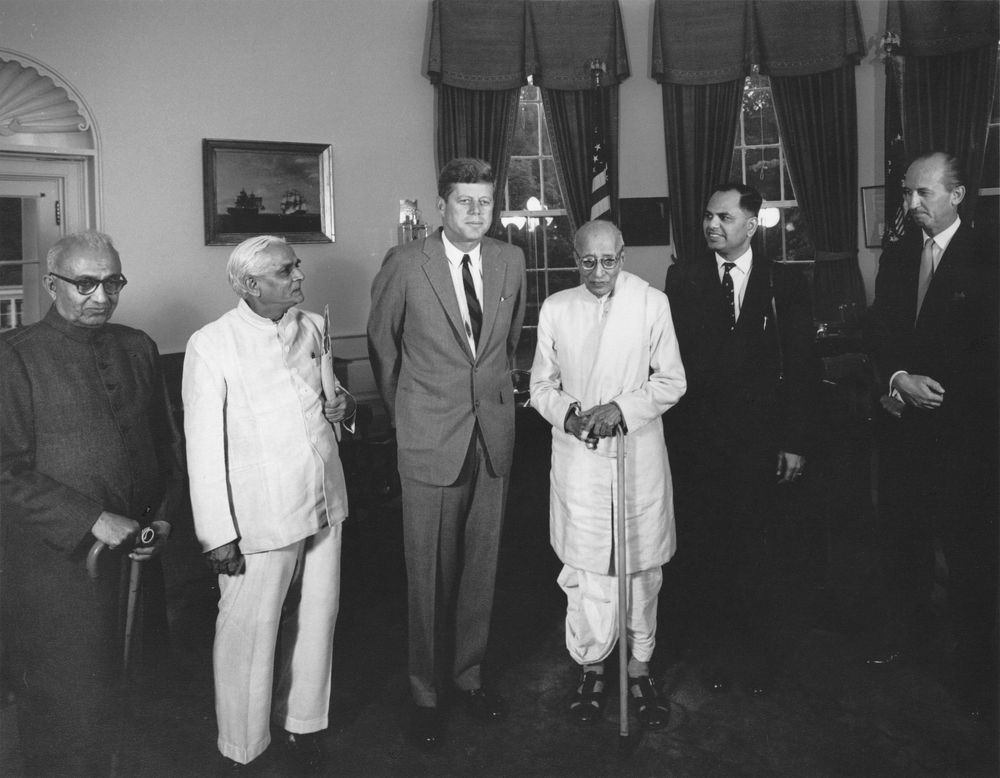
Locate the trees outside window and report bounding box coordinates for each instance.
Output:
[730,67,814,262]
[500,81,575,369]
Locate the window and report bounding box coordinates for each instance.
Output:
[974,45,1000,244]
[500,81,575,369]
[0,197,25,329]
[730,67,813,262]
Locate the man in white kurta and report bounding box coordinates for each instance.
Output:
[530,221,686,730]
[183,236,353,768]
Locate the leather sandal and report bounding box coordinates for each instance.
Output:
[628,675,670,730]
[569,670,606,724]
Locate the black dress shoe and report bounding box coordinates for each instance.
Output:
[460,687,507,721]
[410,705,443,750]
[281,729,326,769]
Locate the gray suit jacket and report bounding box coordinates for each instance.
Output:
[367,228,526,485]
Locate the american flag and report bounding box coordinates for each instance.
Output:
[882,34,906,247]
[589,90,611,221]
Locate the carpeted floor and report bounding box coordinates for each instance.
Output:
[2,409,997,776]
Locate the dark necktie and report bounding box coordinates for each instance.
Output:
[462,254,482,346]
[722,262,737,331]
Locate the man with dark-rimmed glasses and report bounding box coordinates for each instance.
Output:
[1,230,181,775]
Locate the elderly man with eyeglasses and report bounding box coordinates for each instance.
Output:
[1,230,182,775]
[530,220,686,730]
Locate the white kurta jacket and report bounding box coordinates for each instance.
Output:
[183,301,348,554]
[530,271,686,574]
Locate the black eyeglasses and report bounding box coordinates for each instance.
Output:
[575,248,623,271]
[49,272,128,295]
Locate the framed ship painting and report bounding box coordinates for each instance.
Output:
[203,139,335,245]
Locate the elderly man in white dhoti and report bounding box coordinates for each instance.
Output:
[530,220,686,730]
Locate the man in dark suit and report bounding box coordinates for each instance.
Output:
[664,183,819,695]
[867,152,998,720]
[368,158,526,748]
[1,231,180,775]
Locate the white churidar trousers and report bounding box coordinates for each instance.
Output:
[558,564,662,666]
[214,523,342,764]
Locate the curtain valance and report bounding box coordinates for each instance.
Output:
[652,0,864,85]
[886,0,999,57]
[427,0,629,91]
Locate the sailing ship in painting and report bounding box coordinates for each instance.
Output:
[280,190,307,216]
[219,186,320,236]
[227,189,265,216]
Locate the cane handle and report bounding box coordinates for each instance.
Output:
[86,540,106,580]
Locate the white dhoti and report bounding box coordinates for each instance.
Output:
[558,564,662,666]
[214,523,342,764]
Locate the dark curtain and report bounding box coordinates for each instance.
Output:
[883,1,999,231]
[891,45,998,221]
[771,65,865,322]
[660,80,743,265]
[652,0,864,275]
[428,0,630,233]
[541,87,621,231]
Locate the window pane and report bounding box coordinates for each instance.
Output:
[542,159,564,209]
[547,269,579,296]
[0,198,23,287]
[782,164,794,202]
[984,127,999,189]
[525,271,543,325]
[507,158,540,210]
[505,222,540,269]
[545,215,575,268]
[511,101,540,156]
[745,147,781,200]
[730,149,742,181]
[782,207,814,261]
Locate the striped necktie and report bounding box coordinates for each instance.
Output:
[462,254,482,346]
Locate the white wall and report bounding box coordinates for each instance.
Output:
[0,0,887,355]
[1,0,438,355]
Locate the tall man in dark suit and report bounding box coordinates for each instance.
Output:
[368,158,526,748]
[664,183,819,695]
[867,152,998,719]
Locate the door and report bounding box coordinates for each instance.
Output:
[0,154,90,329]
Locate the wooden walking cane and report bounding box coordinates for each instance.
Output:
[615,424,630,749]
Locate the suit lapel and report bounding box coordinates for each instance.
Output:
[479,240,507,353]
[916,222,969,326]
[421,233,474,361]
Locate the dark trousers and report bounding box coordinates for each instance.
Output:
[400,429,507,707]
[877,416,999,691]
[5,532,169,775]
[667,447,797,677]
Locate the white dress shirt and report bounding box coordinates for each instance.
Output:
[715,247,753,320]
[441,231,483,356]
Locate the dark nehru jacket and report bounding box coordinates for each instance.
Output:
[1,304,183,774]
